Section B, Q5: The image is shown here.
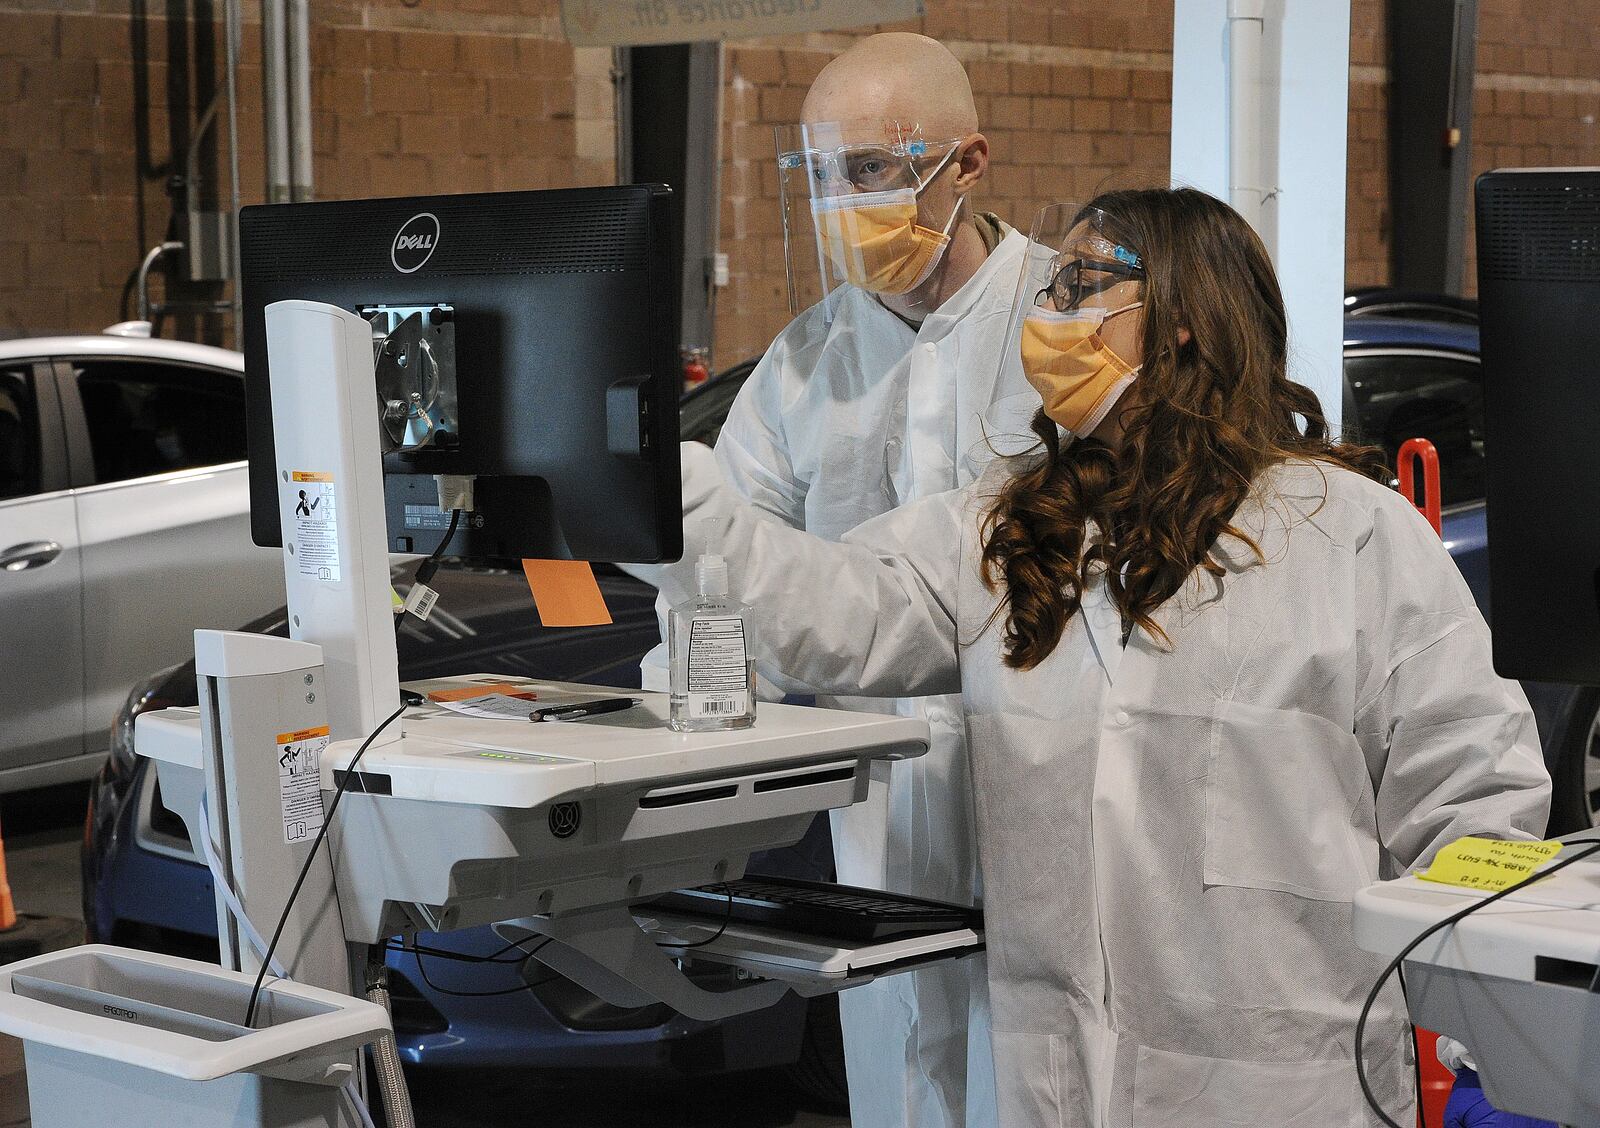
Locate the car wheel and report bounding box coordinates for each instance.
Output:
[783,993,849,1113]
[1549,688,1600,834]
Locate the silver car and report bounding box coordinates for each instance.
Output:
[0,329,283,791]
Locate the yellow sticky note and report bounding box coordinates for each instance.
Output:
[521,559,614,628]
[1418,836,1562,893]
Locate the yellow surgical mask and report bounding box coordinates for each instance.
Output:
[810,143,963,297]
[1021,302,1143,437]
[810,189,959,295]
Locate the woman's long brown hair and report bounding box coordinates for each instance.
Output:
[980,188,1387,669]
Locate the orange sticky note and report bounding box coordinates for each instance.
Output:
[521,559,614,627]
[426,683,537,703]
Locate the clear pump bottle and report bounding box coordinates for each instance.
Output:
[668,539,756,732]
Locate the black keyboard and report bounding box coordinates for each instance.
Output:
[647,875,982,944]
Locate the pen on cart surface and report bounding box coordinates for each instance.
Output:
[529,697,643,722]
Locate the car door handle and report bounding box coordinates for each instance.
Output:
[0,541,63,571]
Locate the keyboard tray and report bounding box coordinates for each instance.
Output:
[646,875,982,944]
[635,880,985,991]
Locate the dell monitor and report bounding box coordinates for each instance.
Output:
[1476,168,1600,684]
[239,186,682,564]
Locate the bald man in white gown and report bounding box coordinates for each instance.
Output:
[664,33,1032,1128]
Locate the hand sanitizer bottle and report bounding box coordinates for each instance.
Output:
[669,531,756,732]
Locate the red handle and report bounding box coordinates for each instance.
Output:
[1397,438,1442,537]
[1398,441,1447,1128]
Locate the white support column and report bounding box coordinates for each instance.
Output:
[265,299,402,747]
[1171,0,1352,436]
[194,629,350,996]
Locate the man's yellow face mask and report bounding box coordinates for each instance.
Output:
[808,146,963,296]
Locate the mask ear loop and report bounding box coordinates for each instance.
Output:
[910,142,961,194]
[911,141,968,239]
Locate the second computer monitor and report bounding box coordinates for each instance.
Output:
[1477,167,1600,684]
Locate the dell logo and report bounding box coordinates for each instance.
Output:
[391,212,441,274]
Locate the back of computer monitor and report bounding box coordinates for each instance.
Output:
[1477,168,1600,684]
[239,186,682,564]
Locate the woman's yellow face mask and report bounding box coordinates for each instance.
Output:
[1021,244,1147,438]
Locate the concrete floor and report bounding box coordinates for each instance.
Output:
[0,784,851,1128]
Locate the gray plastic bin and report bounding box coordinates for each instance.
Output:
[0,944,390,1128]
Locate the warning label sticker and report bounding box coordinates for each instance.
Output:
[290,471,339,582]
[277,725,330,845]
[687,616,750,720]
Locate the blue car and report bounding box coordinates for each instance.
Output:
[83,295,1597,1104]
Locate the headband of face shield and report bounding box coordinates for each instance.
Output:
[777,122,969,317]
[1002,202,1148,441]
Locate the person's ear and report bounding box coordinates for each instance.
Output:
[952,134,989,195]
[1177,326,1192,347]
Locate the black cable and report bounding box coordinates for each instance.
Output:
[413,508,461,588]
[244,702,408,1028]
[409,936,556,998]
[1356,839,1600,1128]
[656,884,735,950]
[384,936,531,965]
[396,508,461,639]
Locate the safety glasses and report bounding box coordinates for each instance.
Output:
[1034,255,1145,313]
[778,137,964,195]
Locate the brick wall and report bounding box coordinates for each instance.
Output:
[714,0,1600,365]
[2,0,607,342]
[1345,0,1600,290]
[714,4,1177,365]
[4,0,1598,352]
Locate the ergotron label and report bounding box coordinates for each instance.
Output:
[686,617,750,720]
[290,471,340,581]
[277,725,330,845]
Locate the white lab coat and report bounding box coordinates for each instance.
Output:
[657,443,1552,1128]
[643,227,1031,1128]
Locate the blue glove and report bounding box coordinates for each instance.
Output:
[1444,1068,1560,1128]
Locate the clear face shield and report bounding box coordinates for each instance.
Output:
[999,202,1148,442]
[776,120,969,322]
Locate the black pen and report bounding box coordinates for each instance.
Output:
[529,697,642,723]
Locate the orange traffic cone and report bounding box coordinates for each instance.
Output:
[0,814,16,932]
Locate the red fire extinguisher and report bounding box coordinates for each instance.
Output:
[682,347,710,390]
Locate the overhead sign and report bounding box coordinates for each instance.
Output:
[561,0,925,46]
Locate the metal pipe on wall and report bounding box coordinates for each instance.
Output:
[1226,0,1273,257]
[287,0,314,200]
[262,0,292,203]
[224,0,244,330]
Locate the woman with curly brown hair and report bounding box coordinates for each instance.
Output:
[649,187,1549,1127]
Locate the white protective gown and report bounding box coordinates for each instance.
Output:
[645,226,1032,1128]
[657,442,1552,1128]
